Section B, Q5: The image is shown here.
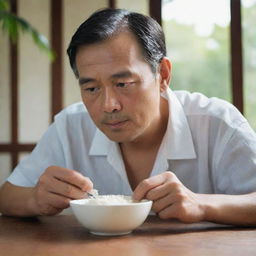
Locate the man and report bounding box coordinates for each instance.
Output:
[0,8,256,225]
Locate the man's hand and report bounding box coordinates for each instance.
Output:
[32,166,93,216]
[133,172,205,223]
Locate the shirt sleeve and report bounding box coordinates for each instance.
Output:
[7,123,65,187]
[214,121,256,194]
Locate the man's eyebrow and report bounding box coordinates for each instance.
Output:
[78,77,95,86]
[78,71,134,85]
[111,70,134,79]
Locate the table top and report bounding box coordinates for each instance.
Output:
[0,214,256,256]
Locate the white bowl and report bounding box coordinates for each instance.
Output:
[70,195,152,236]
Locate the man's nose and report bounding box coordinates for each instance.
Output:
[102,88,121,113]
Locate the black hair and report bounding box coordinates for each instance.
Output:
[67,8,166,77]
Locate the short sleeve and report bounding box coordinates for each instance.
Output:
[7,123,65,187]
[214,121,256,194]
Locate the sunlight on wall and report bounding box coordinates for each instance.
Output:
[18,0,51,143]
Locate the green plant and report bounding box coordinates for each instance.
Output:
[0,0,55,60]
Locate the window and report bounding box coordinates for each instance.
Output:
[242,0,256,130]
[162,0,231,101]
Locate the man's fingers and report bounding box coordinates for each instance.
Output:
[45,166,93,192]
[146,176,184,201]
[151,193,175,213]
[46,176,87,199]
[34,166,94,216]
[37,192,70,216]
[133,173,168,200]
[47,193,70,209]
[146,182,170,200]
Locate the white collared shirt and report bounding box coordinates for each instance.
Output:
[8,88,256,195]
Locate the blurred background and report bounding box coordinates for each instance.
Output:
[0,0,255,184]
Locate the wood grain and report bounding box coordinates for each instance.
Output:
[0,215,255,256]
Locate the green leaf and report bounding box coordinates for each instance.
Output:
[0,10,55,61]
[0,0,9,11]
[0,11,18,42]
[31,29,56,61]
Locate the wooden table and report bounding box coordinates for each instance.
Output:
[0,214,256,256]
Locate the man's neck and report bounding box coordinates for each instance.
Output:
[120,97,169,152]
[119,97,169,189]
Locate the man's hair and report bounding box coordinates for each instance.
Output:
[67,8,166,77]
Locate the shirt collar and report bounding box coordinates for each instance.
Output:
[89,128,112,156]
[89,128,129,184]
[162,88,196,159]
[89,88,196,160]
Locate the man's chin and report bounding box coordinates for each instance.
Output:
[103,130,136,143]
[105,134,130,143]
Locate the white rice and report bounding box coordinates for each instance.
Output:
[85,195,135,205]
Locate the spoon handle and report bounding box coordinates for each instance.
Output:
[86,192,96,198]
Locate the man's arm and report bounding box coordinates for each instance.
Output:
[133,172,256,225]
[0,166,93,217]
[195,192,256,225]
[0,182,46,216]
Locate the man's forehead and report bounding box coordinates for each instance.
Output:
[75,31,145,66]
[76,51,131,67]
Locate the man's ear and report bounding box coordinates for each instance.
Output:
[159,57,172,93]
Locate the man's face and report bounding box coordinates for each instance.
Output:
[75,31,168,144]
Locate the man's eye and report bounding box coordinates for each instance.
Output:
[117,83,126,87]
[85,87,99,94]
[117,82,134,88]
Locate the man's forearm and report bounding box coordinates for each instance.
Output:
[198,192,256,225]
[0,182,38,217]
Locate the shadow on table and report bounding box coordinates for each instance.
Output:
[0,214,253,242]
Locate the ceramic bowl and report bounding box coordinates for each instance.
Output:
[70,195,152,236]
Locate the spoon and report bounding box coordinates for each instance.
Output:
[86,192,96,198]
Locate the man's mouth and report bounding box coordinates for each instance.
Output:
[104,120,128,129]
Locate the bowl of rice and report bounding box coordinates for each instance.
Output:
[70,195,152,236]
